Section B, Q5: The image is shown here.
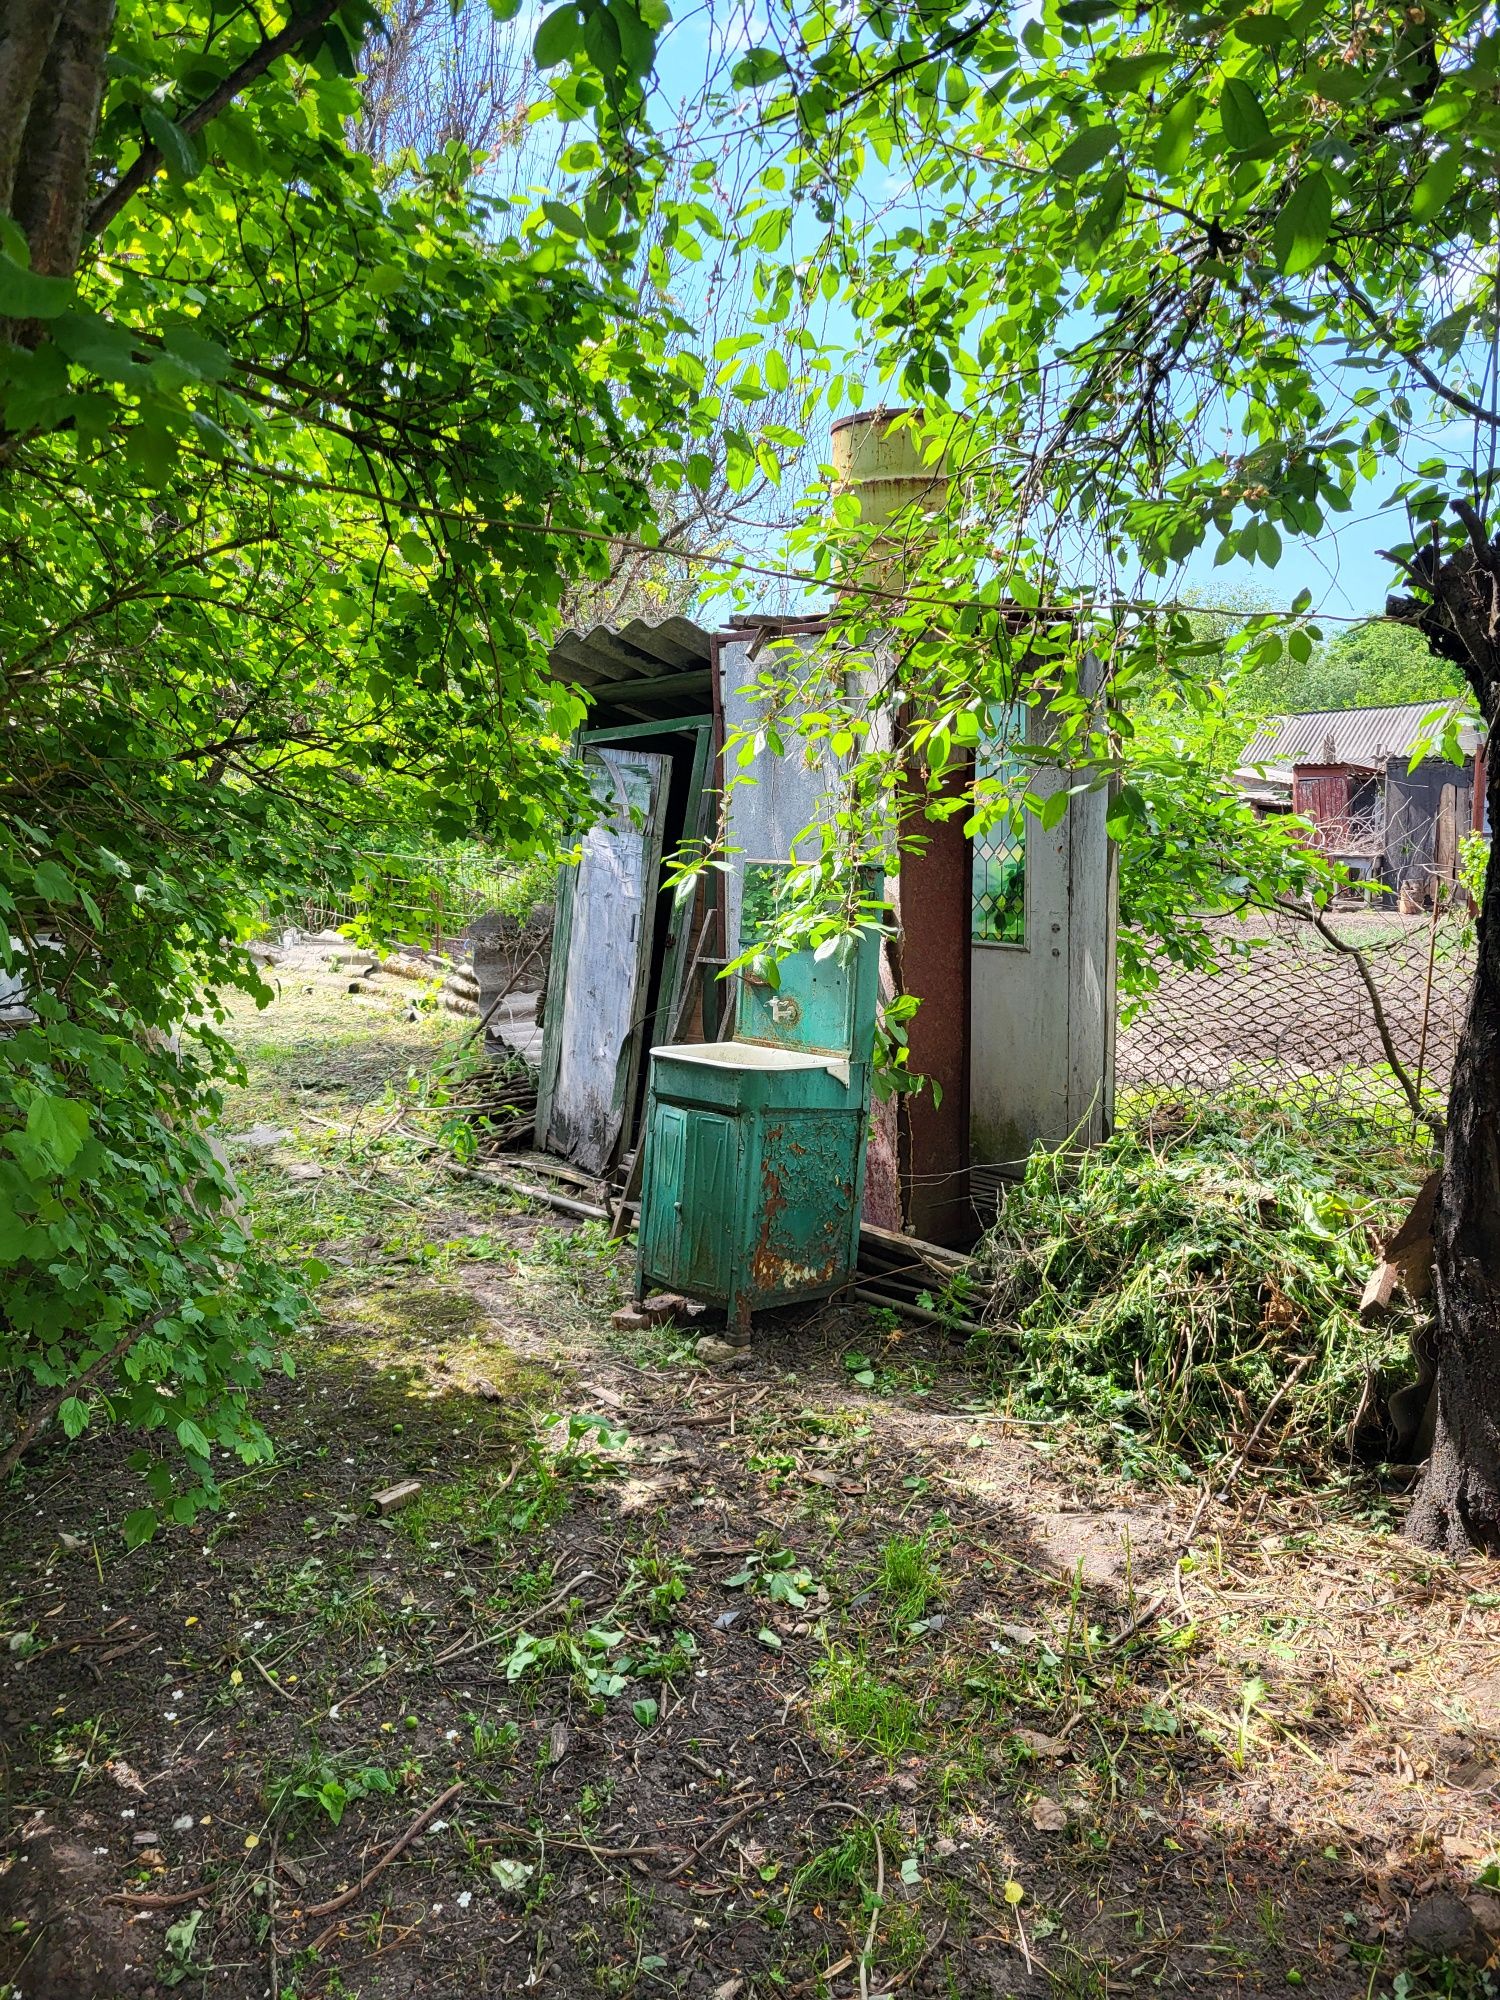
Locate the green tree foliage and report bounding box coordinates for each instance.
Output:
[1113,698,1332,998]
[0,0,696,1522]
[1237,619,1468,721]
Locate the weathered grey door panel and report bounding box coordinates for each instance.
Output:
[969,691,1116,1168]
[536,746,672,1172]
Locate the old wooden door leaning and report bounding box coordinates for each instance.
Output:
[536,745,673,1173]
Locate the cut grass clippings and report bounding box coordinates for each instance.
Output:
[971,1098,1435,1482]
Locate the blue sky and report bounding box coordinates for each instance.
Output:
[1182,498,1397,624]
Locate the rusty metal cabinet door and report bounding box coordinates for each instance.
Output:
[639,1101,739,1300]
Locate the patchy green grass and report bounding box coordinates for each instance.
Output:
[791,1815,887,1902]
[812,1646,924,1761]
[875,1530,946,1628]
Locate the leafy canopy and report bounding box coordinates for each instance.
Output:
[0,0,702,1525]
[568,0,1495,952]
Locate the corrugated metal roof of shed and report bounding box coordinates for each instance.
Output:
[546,615,713,721]
[1242,700,1481,769]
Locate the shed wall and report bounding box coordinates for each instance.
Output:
[968,695,1116,1169]
[1291,766,1352,840]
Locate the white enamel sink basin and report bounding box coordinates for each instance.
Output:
[650,1039,829,1071]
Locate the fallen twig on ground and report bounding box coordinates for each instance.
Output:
[102,1883,211,1910]
[662,1794,768,1881]
[297,1782,464,1923]
[860,1821,885,2000]
[473,1822,682,1862]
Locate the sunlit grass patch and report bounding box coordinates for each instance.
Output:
[875,1530,946,1628]
[811,1645,923,1761]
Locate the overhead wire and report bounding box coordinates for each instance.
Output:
[206,454,1399,626]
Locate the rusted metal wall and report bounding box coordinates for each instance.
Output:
[1291,766,1353,846]
[893,759,972,1242]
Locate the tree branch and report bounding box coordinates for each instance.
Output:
[1287,902,1446,1142]
[83,0,340,243]
[1453,498,1493,563]
[763,3,1004,132]
[0,1321,141,1485]
[1333,268,1500,431]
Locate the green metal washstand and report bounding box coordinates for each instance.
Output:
[635,868,882,1341]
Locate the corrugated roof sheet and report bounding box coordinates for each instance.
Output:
[1242,701,1481,769]
[547,615,713,721]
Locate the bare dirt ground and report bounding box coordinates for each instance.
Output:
[2,966,1498,1999]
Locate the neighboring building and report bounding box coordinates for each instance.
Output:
[1241,701,1487,899]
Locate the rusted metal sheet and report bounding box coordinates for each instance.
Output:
[894,756,972,1242]
[1292,766,1354,847]
[750,1111,863,1296]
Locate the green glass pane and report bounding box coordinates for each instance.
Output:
[971,706,1027,945]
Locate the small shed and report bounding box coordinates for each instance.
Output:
[1242,701,1487,898]
[518,409,1119,1249]
[531,630,1117,1246]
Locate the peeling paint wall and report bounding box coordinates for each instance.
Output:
[717,628,1117,1211]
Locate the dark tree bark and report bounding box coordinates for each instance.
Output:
[0,0,60,215]
[1390,508,1500,1556]
[9,0,114,275]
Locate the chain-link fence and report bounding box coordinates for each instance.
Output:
[1115,909,1475,1131]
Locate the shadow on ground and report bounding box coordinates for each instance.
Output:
[2,975,1497,2000]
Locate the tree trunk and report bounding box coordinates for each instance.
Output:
[1392,515,1500,1554]
[9,0,114,278]
[1406,757,1500,1553]
[0,0,60,215]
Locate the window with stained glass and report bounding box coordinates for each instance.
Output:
[971,706,1028,946]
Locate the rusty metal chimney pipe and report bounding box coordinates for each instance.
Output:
[829,407,949,592]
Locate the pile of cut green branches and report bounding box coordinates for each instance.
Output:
[973,1100,1434,1482]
